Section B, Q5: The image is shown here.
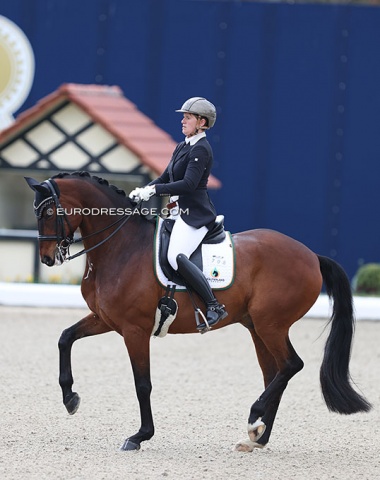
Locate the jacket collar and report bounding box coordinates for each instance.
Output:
[185,131,206,146]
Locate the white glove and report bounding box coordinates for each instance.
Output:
[129,187,142,201]
[139,185,156,201]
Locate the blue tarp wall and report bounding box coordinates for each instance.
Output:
[2,0,380,280]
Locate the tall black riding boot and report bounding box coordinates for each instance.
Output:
[176,254,228,330]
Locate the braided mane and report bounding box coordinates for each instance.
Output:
[51,171,127,197]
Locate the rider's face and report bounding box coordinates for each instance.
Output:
[181,113,199,137]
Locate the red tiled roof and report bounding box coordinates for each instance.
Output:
[0,83,221,188]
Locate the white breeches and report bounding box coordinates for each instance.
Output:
[167,215,208,270]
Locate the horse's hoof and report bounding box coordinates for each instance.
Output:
[65,392,81,415]
[120,438,141,451]
[235,439,264,452]
[248,418,266,442]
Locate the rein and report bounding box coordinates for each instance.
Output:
[67,213,133,261]
[36,179,139,262]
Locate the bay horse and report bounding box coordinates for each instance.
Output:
[25,172,371,452]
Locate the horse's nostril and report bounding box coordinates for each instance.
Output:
[42,255,55,267]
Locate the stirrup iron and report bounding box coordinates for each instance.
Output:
[195,308,211,334]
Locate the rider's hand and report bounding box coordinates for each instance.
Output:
[129,187,142,202]
[139,185,156,201]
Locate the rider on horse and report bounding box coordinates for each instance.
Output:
[129,97,228,331]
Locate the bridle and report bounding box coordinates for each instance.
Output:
[34,179,136,262]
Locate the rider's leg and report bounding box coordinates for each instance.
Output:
[176,254,228,329]
[167,216,208,270]
[167,216,227,329]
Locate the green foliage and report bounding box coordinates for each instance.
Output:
[354,263,380,295]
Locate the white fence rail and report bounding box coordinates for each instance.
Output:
[0,229,85,283]
[0,283,379,321]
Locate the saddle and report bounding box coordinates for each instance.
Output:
[158,215,226,286]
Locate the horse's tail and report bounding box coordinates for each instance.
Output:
[318,255,371,414]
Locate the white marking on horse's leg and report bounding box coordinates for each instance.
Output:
[248,418,266,442]
[234,438,265,452]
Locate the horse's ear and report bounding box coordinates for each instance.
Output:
[24,177,50,196]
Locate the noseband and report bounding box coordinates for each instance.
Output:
[34,178,136,262]
[34,179,75,261]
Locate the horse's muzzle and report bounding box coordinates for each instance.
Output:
[41,255,55,267]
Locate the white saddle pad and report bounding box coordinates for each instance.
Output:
[154,217,235,291]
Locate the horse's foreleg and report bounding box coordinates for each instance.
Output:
[58,312,112,414]
[120,326,154,451]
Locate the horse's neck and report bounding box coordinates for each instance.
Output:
[78,202,153,258]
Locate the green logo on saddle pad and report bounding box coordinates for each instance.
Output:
[211,267,220,278]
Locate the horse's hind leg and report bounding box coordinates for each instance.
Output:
[235,325,277,451]
[236,321,303,452]
[58,312,112,414]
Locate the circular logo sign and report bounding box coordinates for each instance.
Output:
[0,16,35,129]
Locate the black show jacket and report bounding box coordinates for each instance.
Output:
[149,137,217,229]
